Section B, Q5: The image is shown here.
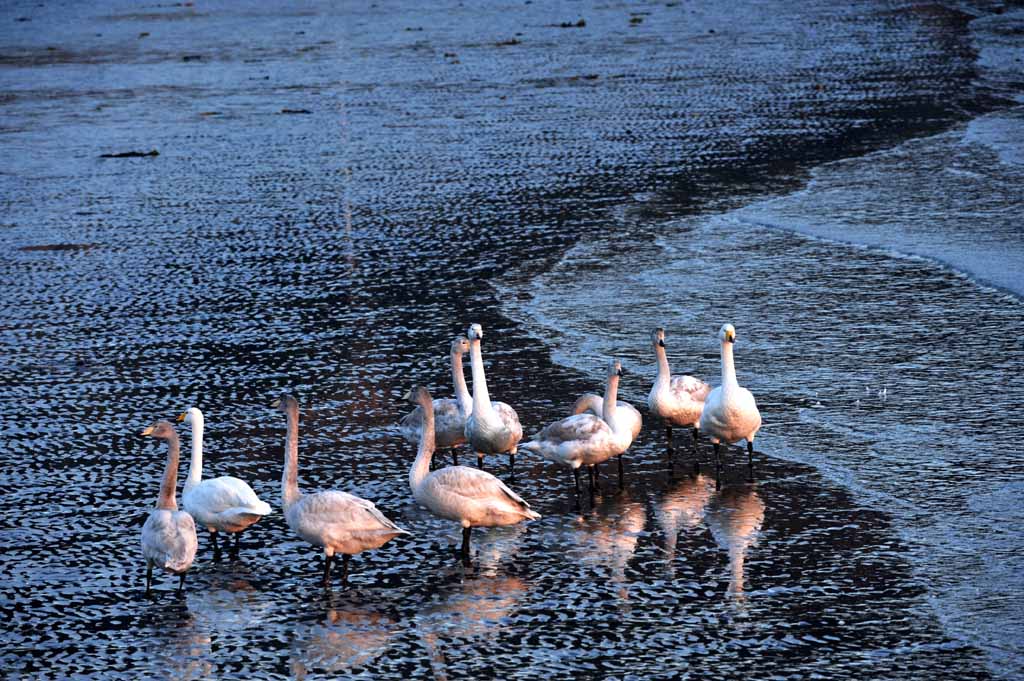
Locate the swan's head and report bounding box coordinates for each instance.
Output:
[652,327,666,348]
[719,324,736,344]
[271,394,299,413]
[608,359,624,378]
[140,420,176,440]
[175,407,202,426]
[403,386,432,406]
[451,336,471,355]
[467,323,483,341]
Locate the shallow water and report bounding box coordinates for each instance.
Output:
[1,0,1021,678]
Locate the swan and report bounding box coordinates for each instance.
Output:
[175,407,271,554]
[520,360,635,494]
[647,327,711,458]
[699,324,762,488]
[140,421,198,595]
[571,384,643,487]
[398,336,472,466]
[406,386,540,566]
[272,394,410,585]
[463,323,523,474]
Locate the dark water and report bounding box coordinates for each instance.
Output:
[1,0,1020,678]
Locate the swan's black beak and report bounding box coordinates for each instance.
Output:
[616,367,625,377]
[657,339,666,348]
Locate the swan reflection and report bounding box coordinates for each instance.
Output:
[706,484,764,601]
[569,492,647,601]
[289,602,398,679]
[656,473,715,576]
[142,605,212,681]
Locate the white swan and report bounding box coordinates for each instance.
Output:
[140,420,198,595]
[176,407,271,554]
[407,386,540,566]
[647,327,711,455]
[398,336,472,464]
[272,394,410,585]
[463,323,523,473]
[571,389,643,490]
[520,360,635,493]
[699,324,762,488]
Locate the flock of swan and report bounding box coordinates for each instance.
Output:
[139,322,761,594]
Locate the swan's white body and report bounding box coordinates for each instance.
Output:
[409,388,540,529]
[572,394,642,441]
[178,408,271,535]
[647,328,711,429]
[463,324,522,461]
[521,362,634,470]
[276,398,409,562]
[698,325,761,446]
[399,338,472,449]
[140,423,198,584]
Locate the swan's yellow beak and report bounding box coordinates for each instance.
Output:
[270,398,281,409]
[140,425,154,437]
[726,329,736,343]
[175,412,186,423]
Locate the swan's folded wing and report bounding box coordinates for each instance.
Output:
[493,401,523,439]
[671,375,711,401]
[299,491,408,535]
[189,476,269,515]
[534,414,606,443]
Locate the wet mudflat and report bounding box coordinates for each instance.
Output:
[1,0,1019,678]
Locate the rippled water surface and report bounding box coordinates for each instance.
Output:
[1,0,1021,678]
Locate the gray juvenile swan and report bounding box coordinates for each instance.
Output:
[699,324,762,489]
[520,360,635,494]
[398,336,472,465]
[140,420,198,595]
[407,386,540,566]
[463,323,523,474]
[647,327,711,457]
[176,407,271,555]
[272,394,410,585]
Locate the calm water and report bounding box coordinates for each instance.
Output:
[1,0,1021,678]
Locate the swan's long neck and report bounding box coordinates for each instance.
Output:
[469,339,494,416]
[410,397,435,493]
[451,350,472,417]
[185,411,204,489]
[282,405,302,509]
[654,344,671,388]
[720,340,738,389]
[156,433,181,511]
[602,373,620,425]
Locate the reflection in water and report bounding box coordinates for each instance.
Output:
[417,526,530,680]
[571,493,647,602]
[290,600,397,678]
[141,604,213,681]
[656,474,715,576]
[186,569,271,629]
[706,485,765,601]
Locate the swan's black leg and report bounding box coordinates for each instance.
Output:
[145,563,153,596]
[461,527,472,566]
[588,465,597,494]
[323,554,334,585]
[666,424,674,450]
[573,467,581,494]
[477,453,484,469]
[509,452,515,479]
[747,440,755,482]
[177,572,186,594]
[341,554,351,585]
[692,428,701,475]
[617,454,625,490]
[452,449,459,466]
[714,442,722,490]
[210,529,220,554]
